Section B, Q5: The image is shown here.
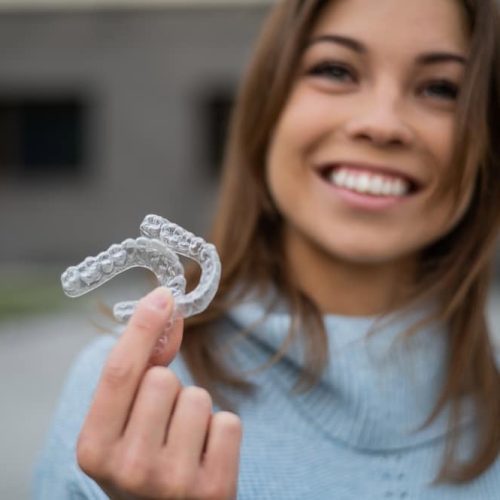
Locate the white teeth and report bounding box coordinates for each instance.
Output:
[392,179,409,196]
[329,168,410,197]
[381,180,392,196]
[357,174,370,193]
[345,174,357,190]
[369,176,384,193]
[332,169,346,185]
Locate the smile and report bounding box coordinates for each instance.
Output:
[318,163,422,199]
[330,167,409,197]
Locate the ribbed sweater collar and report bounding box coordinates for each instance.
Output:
[226,297,475,452]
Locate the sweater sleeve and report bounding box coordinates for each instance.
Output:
[32,334,195,500]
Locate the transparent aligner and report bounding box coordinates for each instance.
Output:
[61,216,221,324]
[61,237,186,322]
[140,214,221,318]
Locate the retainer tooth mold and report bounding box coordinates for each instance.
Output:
[109,244,127,266]
[140,215,221,319]
[61,215,221,323]
[97,252,114,274]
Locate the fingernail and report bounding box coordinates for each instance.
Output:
[146,287,172,311]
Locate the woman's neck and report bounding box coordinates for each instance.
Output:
[284,230,416,317]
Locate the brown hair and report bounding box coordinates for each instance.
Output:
[181,0,500,484]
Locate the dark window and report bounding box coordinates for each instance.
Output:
[0,96,88,179]
[202,88,234,174]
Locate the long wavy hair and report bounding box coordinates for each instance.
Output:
[182,0,500,484]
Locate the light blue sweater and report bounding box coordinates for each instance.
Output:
[34,297,500,499]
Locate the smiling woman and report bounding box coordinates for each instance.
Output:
[266,0,472,309]
[35,0,500,498]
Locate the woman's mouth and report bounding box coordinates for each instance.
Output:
[331,168,410,196]
[319,164,421,197]
[317,164,422,210]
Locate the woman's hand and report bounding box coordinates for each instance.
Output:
[76,287,242,500]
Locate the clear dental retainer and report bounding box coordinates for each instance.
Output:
[60,215,221,322]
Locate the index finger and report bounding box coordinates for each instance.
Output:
[83,287,175,442]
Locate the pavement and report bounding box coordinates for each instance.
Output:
[0,311,99,499]
[1,287,499,500]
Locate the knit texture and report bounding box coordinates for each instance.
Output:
[33,296,500,499]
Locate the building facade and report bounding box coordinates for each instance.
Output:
[0,1,270,266]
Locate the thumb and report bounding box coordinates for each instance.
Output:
[149,306,184,367]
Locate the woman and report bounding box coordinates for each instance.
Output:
[35,0,500,498]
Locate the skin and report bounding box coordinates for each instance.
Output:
[77,288,241,499]
[266,0,471,315]
[77,1,472,498]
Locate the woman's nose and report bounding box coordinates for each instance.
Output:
[343,89,414,148]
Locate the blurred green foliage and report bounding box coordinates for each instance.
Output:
[0,268,70,320]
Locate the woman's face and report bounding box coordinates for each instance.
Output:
[266,0,471,269]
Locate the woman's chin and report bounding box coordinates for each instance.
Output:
[322,242,417,268]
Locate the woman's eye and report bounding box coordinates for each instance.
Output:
[307,61,356,83]
[421,80,459,101]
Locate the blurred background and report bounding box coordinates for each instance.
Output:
[0,0,498,498]
[0,0,271,497]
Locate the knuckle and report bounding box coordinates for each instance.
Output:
[164,367,182,388]
[115,450,153,491]
[215,411,242,437]
[76,432,105,477]
[201,482,232,500]
[102,358,133,388]
[116,471,148,493]
[180,386,213,412]
[163,467,196,498]
[144,366,180,392]
[116,472,149,493]
[131,313,158,335]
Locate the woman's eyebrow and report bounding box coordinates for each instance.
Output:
[416,52,467,66]
[305,34,467,66]
[305,34,365,53]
